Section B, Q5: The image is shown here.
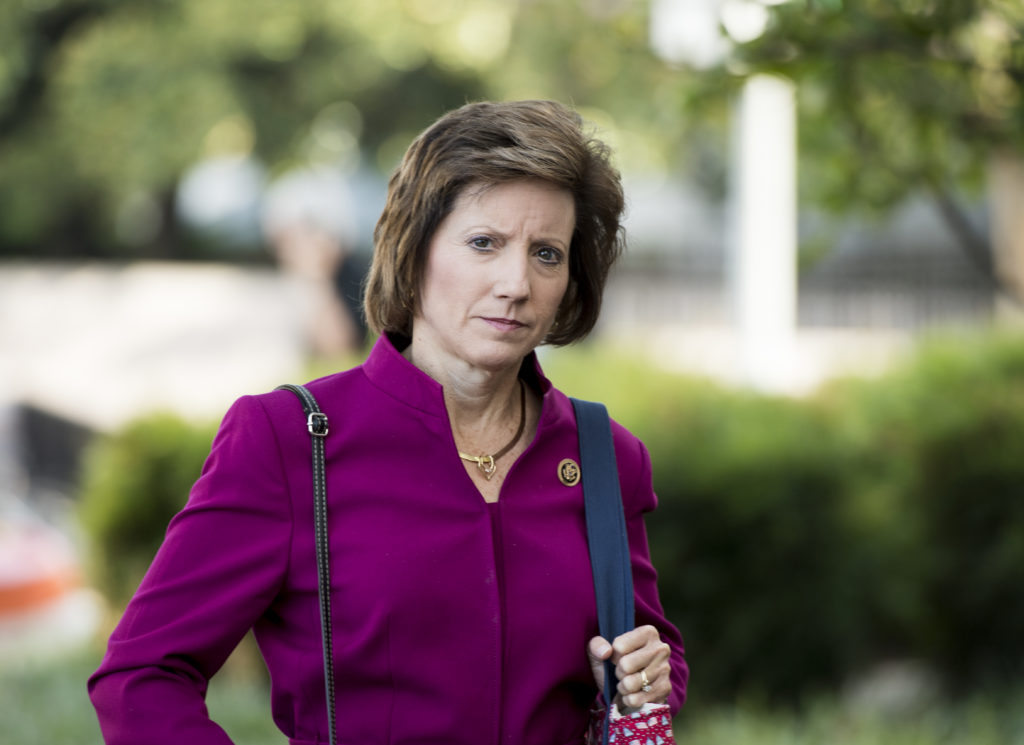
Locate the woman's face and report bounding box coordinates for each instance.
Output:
[411,178,575,376]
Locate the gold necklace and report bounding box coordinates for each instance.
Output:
[458,380,526,481]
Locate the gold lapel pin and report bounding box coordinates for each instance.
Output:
[558,458,581,487]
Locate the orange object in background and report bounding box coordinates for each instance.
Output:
[0,518,81,615]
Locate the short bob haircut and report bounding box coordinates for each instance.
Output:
[363,99,625,347]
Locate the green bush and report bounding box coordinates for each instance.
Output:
[77,412,216,605]
[75,332,1024,703]
[550,332,1024,701]
[7,648,1024,745]
[1,649,283,745]
[549,347,870,702]
[648,392,868,703]
[675,686,1024,745]
[827,332,1024,688]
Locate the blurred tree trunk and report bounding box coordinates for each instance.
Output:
[988,151,1024,323]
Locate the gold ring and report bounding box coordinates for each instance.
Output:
[640,669,652,693]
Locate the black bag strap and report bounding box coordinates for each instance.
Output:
[571,397,635,744]
[276,384,336,745]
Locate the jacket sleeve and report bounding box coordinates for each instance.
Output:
[88,395,292,745]
[617,430,689,715]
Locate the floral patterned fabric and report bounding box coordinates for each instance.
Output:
[588,703,676,745]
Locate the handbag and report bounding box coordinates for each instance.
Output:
[572,399,676,745]
[278,385,674,745]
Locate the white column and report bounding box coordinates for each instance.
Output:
[729,74,797,391]
[988,150,1024,324]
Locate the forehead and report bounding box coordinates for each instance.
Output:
[448,179,575,225]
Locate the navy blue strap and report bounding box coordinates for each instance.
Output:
[572,397,634,738]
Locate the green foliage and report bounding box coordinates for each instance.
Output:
[0,0,491,255]
[77,412,216,605]
[714,0,1024,213]
[0,651,106,745]
[650,394,866,702]
[0,649,283,745]
[74,332,1024,702]
[826,332,1024,686]
[551,347,867,701]
[549,331,1024,702]
[3,0,1019,262]
[0,0,695,258]
[676,687,1024,745]
[6,648,1024,745]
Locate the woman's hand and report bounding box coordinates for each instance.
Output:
[587,626,672,709]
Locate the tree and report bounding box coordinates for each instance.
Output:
[0,0,490,258]
[694,0,1024,304]
[0,0,695,260]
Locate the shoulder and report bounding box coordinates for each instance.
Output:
[607,416,648,472]
[248,366,366,421]
[602,413,651,511]
[545,387,655,514]
[211,367,368,456]
[606,413,655,514]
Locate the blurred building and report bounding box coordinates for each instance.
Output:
[603,179,995,390]
[0,185,999,433]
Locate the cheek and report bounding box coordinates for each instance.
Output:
[420,260,475,318]
[549,274,571,310]
[420,253,454,304]
[550,276,573,324]
[537,276,571,331]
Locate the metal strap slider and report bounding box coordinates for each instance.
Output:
[307,412,329,437]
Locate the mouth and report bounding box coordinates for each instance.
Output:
[482,317,527,332]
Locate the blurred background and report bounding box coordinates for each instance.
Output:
[2,0,1024,742]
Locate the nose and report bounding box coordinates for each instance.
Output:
[493,246,531,301]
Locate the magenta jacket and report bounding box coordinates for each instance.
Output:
[89,334,688,745]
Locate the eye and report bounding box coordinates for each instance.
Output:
[536,246,564,265]
[469,236,493,250]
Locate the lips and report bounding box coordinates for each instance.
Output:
[482,317,527,331]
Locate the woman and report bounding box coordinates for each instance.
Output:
[89,100,688,745]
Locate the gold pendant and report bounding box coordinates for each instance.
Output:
[477,455,496,480]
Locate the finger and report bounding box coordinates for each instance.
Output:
[620,671,672,709]
[587,636,613,663]
[616,662,664,695]
[610,628,673,707]
[616,646,671,695]
[617,659,674,708]
[620,668,653,695]
[617,641,671,679]
[608,625,662,663]
[587,636,614,695]
[616,660,667,696]
[612,627,670,676]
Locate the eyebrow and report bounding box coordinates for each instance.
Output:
[462,225,570,250]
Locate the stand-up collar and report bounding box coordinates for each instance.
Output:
[361,333,555,419]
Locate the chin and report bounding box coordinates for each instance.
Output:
[464,341,535,372]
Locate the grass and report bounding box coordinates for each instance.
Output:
[2,649,106,745]
[4,645,1024,744]
[0,645,283,745]
[676,691,1024,745]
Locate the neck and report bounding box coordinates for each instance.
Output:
[443,371,523,446]
[456,379,526,480]
[446,374,523,482]
[403,351,525,463]
[401,340,523,420]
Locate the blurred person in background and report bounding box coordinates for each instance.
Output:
[263,168,369,358]
[88,99,687,744]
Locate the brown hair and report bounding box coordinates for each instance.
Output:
[363,99,625,346]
